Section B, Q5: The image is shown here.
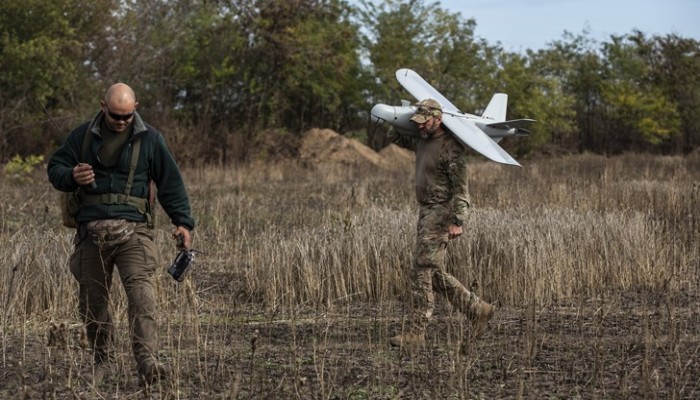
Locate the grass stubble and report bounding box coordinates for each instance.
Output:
[0,152,699,399]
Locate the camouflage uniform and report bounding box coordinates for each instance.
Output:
[391,98,491,342]
[408,132,480,333]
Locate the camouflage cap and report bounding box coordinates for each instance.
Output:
[410,98,443,123]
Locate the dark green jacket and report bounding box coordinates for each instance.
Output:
[47,111,195,230]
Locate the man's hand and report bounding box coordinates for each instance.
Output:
[73,163,95,187]
[172,226,191,250]
[448,224,463,240]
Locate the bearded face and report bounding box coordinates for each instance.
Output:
[418,115,442,139]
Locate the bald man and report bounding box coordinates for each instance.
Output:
[47,83,195,387]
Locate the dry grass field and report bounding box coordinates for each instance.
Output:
[1,148,699,399]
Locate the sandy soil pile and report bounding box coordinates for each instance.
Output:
[299,128,414,171]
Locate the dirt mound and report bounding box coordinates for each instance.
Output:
[300,128,390,169]
[378,143,415,171]
[251,129,301,160]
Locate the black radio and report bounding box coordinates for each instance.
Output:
[167,249,196,282]
[167,234,201,282]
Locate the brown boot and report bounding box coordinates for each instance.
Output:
[460,301,494,354]
[389,332,426,349]
[469,300,495,339]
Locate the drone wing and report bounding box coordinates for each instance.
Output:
[442,116,521,166]
[395,68,520,166]
[395,68,463,115]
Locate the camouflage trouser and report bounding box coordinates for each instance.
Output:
[69,222,161,368]
[407,203,479,333]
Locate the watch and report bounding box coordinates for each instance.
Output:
[452,216,463,227]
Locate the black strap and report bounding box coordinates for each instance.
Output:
[124,138,141,197]
[81,193,149,214]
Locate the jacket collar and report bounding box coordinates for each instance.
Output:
[90,111,148,137]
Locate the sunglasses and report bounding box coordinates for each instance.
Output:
[106,107,135,121]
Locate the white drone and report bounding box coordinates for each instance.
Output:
[371,68,534,166]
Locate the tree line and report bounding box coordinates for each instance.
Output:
[1,0,698,164]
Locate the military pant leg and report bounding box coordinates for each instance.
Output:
[408,266,435,333]
[432,270,479,314]
[409,203,450,333]
[112,223,161,368]
[69,235,115,362]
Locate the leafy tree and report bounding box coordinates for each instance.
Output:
[357,0,500,149]
[244,0,366,134]
[497,51,576,155]
[158,0,368,161]
[424,9,500,111]
[538,31,614,153]
[165,0,251,162]
[88,0,208,123]
[600,33,680,152]
[2,0,700,163]
[642,34,700,152]
[0,0,112,160]
[358,0,430,102]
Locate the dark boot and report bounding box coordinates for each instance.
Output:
[82,361,114,385]
[470,300,495,338]
[460,301,495,354]
[137,361,169,388]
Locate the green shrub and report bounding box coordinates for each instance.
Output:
[4,154,44,184]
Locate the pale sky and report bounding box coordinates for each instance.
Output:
[440,0,699,51]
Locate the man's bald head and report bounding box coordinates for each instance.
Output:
[101,83,138,132]
[104,83,137,109]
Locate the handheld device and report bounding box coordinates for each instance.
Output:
[167,234,200,282]
[167,249,196,282]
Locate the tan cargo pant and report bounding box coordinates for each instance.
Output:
[69,222,161,368]
[408,203,479,333]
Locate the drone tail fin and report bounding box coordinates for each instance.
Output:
[482,93,507,122]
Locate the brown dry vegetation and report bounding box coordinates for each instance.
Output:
[1,130,699,399]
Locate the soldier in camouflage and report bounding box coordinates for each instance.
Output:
[389,98,494,350]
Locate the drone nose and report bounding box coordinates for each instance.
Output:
[370,104,396,124]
